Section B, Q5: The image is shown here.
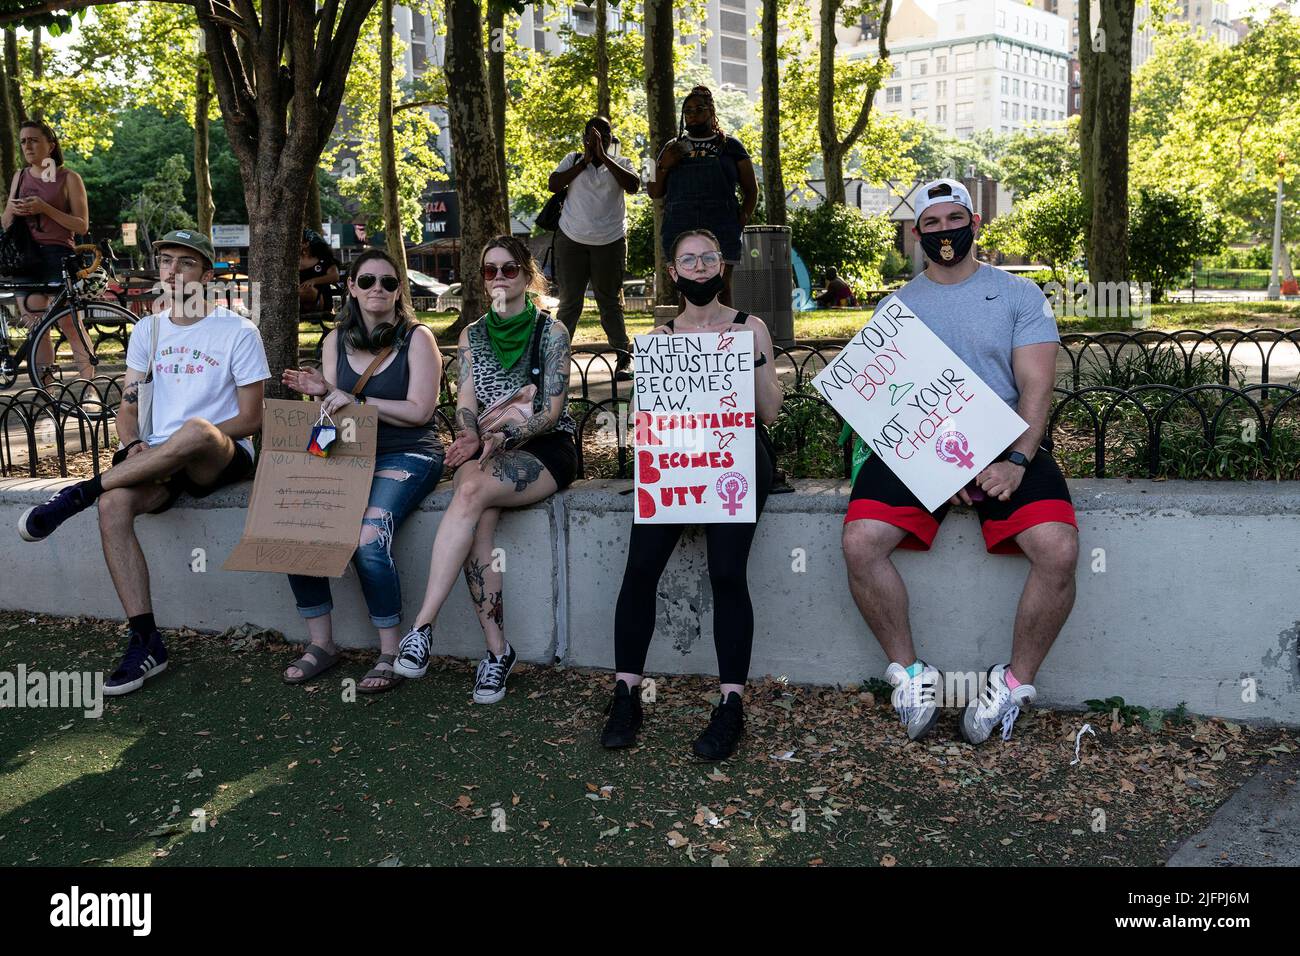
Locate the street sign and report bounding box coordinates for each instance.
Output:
[212,224,250,248]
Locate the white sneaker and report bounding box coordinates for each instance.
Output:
[885,660,941,741]
[960,664,1036,744]
[394,624,433,678]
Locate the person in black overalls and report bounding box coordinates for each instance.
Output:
[648,86,758,308]
[600,228,784,762]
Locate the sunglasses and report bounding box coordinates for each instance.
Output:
[482,262,521,281]
[356,273,400,292]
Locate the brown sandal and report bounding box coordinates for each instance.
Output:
[357,653,404,695]
[282,644,340,684]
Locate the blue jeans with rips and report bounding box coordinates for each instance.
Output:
[287,450,444,628]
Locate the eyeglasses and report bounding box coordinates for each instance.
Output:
[159,254,202,271]
[683,106,711,116]
[356,273,400,292]
[674,251,722,270]
[482,262,521,281]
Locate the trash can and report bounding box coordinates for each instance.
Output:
[731,225,794,347]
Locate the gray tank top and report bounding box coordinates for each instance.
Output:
[335,325,444,458]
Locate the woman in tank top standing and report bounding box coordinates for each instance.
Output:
[1,119,96,382]
[279,249,445,693]
[395,235,578,706]
[599,229,783,761]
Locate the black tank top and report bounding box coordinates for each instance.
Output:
[663,310,768,367]
[335,326,443,458]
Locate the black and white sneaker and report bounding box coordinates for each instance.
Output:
[472,642,517,704]
[103,630,168,697]
[394,623,433,678]
[18,481,96,542]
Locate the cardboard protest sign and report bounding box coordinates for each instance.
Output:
[811,295,1029,512]
[223,399,378,576]
[633,330,757,524]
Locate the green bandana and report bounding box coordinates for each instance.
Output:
[486,298,537,370]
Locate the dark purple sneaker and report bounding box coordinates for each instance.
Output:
[17,482,96,542]
[104,630,169,697]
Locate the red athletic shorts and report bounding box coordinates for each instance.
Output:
[843,445,1078,555]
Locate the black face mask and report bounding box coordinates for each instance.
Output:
[674,272,725,306]
[920,223,975,267]
[685,122,712,138]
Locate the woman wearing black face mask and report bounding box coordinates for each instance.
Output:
[599,229,783,762]
[647,86,758,308]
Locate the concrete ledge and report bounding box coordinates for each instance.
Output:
[2,476,1298,725]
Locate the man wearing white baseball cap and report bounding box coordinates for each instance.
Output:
[840,178,1079,745]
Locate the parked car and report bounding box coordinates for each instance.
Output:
[406,268,450,299]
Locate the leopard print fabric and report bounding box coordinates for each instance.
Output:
[467,311,577,435]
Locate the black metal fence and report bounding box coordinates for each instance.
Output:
[5,333,1299,482]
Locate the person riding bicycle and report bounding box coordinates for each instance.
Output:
[17,228,270,698]
[0,119,96,382]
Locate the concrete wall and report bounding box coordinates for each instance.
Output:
[2,476,1298,725]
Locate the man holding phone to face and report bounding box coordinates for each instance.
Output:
[547,116,639,381]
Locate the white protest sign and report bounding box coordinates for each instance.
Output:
[812,295,1029,512]
[633,330,757,524]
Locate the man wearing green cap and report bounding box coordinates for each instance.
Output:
[17,228,270,697]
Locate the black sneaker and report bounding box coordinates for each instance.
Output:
[394,623,432,678]
[614,364,633,383]
[18,482,96,542]
[103,630,168,697]
[600,679,643,748]
[473,641,517,704]
[692,691,744,761]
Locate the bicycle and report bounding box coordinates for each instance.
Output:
[0,243,136,393]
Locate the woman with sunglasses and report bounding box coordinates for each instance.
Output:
[647,86,757,308]
[600,229,782,761]
[396,236,577,705]
[279,249,444,693]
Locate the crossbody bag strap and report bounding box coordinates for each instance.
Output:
[528,309,549,392]
[353,345,394,397]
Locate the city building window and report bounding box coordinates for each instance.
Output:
[721,37,747,60]
[936,80,948,97]
[720,10,746,33]
[957,126,974,139]
[891,62,902,79]
[1013,103,1020,120]
[955,101,974,121]
[886,86,902,104]
[1013,54,1020,72]
[936,104,947,121]
[956,77,973,96]
[1001,101,1009,118]
[1013,78,1020,95]
[956,51,974,70]
[936,55,947,72]
[721,62,747,87]
[912,83,927,101]
[1001,76,1008,94]
[912,61,928,77]
[912,108,928,120]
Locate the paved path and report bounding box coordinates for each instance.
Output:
[1166,751,1300,866]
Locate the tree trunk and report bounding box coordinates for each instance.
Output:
[817,0,844,205]
[1087,0,1133,286]
[644,0,675,306]
[487,0,509,216]
[4,29,25,124]
[0,52,16,188]
[28,26,40,122]
[304,168,323,235]
[194,58,215,236]
[819,0,892,207]
[445,0,509,335]
[380,0,413,312]
[760,0,785,225]
[1078,0,1096,255]
[596,0,610,117]
[199,1,378,397]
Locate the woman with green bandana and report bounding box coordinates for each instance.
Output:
[396,235,577,704]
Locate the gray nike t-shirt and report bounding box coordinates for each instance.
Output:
[882,262,1060,409]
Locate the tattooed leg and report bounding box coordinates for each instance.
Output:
[489,451,546,492]
[463,507,505,655]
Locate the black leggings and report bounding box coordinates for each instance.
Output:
[613,435,774,686]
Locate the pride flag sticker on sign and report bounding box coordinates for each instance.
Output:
[811,295,1029,512]
[633,330,757,524]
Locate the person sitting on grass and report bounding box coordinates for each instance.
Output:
[279,249,444,694]
[17,229,269,698]
[393,235,578,705]
[815,267,854,309]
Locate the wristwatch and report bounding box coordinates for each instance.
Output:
[1002,450,1031,468]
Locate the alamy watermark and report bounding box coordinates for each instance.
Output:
[0,665,104,718]
[1042,280,1153,326]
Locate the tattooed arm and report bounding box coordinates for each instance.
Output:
[115,367,146,446]
[446,329,483,469]
[499,319,572,452]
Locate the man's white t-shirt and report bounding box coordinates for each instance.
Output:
[553,151,638,246]
[125,305,270,458]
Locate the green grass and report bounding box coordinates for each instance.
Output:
[0,611,1290,867]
